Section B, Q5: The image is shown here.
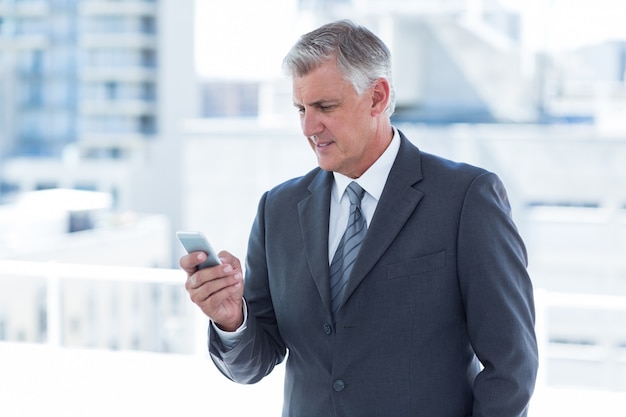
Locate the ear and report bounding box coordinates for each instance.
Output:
[370,78,390,117]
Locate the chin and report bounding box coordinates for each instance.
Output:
[315,156,331,171]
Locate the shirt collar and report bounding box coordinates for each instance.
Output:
[332,127,401,202]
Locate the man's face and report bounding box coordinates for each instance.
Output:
[292,59,384,179]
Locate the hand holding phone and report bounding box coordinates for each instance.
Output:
[176,231,222,270]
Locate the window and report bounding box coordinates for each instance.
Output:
[141,49,156,68]
[105,82,118,100]
[16,17,46,36]
[35,182,58,191]
[619,42,626,82]
[19,49,44,73]
[21,78,44,106]
[141,82,156,101]
[140,16,156,34]
[202,82,259,117]
[138,115,156,134]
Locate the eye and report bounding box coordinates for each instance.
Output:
[319,104,335,112]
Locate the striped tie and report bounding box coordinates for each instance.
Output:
[330,181,367,315]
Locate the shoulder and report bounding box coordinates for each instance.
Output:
[396,130,491,187]
[268,167,323,195]
[421,151,489,182]
[260,166,329,206]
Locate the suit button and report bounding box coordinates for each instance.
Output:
[323,323,332,335]
[333,379,345,392]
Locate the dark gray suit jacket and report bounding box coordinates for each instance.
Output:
[209,131,538,417]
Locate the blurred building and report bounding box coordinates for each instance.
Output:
[0,0,198,249]
[0,0,193,354]
[200,0,536,124]
[0,188,187,352]
[539,40,626,129]
[3,0,625,225]
[199,0,626,130]
[0,188,170,266]
[0,0,156,159]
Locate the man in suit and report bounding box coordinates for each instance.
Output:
[181,20,538,417]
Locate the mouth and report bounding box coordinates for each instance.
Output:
[310,136,334,151]
[317,142,332,149]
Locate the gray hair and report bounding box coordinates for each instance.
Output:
[283,20,396,116]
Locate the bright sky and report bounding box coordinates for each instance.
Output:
[194,0,299,80]
[194,0,626,79]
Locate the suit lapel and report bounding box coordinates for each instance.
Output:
[298,170,334,312]
[341,134,425,310]
[295,134,425,315]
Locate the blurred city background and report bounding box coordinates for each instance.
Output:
[0,0,625,415]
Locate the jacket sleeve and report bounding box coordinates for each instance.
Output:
[457,172,539,417]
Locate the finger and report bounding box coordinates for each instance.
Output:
[206,276,244,307]
[185,263,241,294]
[190,266,242,294]
[199,289,245,330]
[179,252,206,273]
[218,250,241,271]
[188,272,243,314]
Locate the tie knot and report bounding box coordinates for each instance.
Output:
[346,181,365,206]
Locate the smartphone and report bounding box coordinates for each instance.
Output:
[176,231,222,269]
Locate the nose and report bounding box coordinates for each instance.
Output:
[301,109,323,139]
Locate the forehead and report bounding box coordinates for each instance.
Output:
[292,60,354,104]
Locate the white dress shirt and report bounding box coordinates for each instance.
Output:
[328,128,400,262]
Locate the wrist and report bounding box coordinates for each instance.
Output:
[215,299,247,332]
[216,317,243,332]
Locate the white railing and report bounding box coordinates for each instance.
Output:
[1,259,626,416]
[534,289,626,391]
[1,259,626,388]
[0,259,209,355]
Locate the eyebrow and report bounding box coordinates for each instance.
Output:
[293,98,340,108]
